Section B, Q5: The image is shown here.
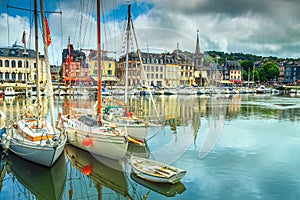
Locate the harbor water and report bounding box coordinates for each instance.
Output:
[0,93,300,199]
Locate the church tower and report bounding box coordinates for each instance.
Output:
[194,30,203,71]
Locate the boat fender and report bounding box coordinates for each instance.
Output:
[3,134,11,150]
[127,136,144,146]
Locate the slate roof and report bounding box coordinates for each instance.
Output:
[0,44,38,58]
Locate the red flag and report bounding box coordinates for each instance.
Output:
[22,31,25,44]
[44,17,51,46]
[67,56,72,66]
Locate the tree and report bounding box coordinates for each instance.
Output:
[258,62,280,82]
[240,60,254,80]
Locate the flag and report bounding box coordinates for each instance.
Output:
[44,17,51,46]
[67,55,72,66]
[22,31,25,44]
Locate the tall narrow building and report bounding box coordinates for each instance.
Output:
[193,30,204,85]
[194,30,203,71]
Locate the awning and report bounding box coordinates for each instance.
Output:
[230,80,243,84]
[91,75,119,82]
[219,80,232,84]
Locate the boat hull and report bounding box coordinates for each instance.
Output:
[65,127,128,160]
[131,167,185,184]
[130,156,186,184]
[7,135,66,167]
[3,126,67,167]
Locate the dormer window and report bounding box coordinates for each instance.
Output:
[9,49,17,56]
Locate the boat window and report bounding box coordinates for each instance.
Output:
[78,115,98,126]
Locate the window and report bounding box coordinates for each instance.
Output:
[18,73,22,81]
[5,72,9,80]
[108,70,112,75]
[11,60,16,68]
[26,61,29,68]
[0,60,2,67]
[108,63,112,68]
[18,60,22,68]
[5,60,9,67]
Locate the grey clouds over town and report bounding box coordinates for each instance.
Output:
[1,0,300,64]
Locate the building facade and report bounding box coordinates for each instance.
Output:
[62,44,92,86]
[89,53,119,85]
[0,43,47,84]
[283,61,300,83]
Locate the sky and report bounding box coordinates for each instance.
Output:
[1,0,300,65]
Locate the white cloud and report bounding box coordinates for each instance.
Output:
[2,0,300,65]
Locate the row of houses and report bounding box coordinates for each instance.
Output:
[60,31,242,88]
[1,33,299,87]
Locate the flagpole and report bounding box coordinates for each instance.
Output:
[22,31,29,97]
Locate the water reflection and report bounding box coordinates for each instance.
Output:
[0,94,300,199]
[4,151,66,200]
[65,144,130,199]
[130,173,186,197]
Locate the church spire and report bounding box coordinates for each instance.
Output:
[195,29,201,55]
[194,29,202,70]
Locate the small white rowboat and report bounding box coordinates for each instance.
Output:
[130,156,186,184]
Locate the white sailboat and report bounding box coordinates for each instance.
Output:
[102,4,161,142]
[59,0,128,160]
[1,0,67,167]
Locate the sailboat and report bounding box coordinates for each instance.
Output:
[1,0,67,167]
[59,0,128,160]
[102,4,161,143]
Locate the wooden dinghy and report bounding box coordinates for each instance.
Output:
[130,156,186,184]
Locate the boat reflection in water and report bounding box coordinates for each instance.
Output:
[4,151,66,200]
[130,173,186,197]
[126,142,150,159]
[65,144,130,199]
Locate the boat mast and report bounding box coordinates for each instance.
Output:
[68,36,71,96]
[34,0,41,124]
[97,0,102,123]
[40,0,56,129]
[130,15,160,121]
[124,4,131,113]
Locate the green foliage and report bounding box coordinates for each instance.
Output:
[205,51,263,64]
[240,60,254,69]
[258,62,280,81]
[240,60,254,80]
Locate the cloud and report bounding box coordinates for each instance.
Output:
[1,0,300,65]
